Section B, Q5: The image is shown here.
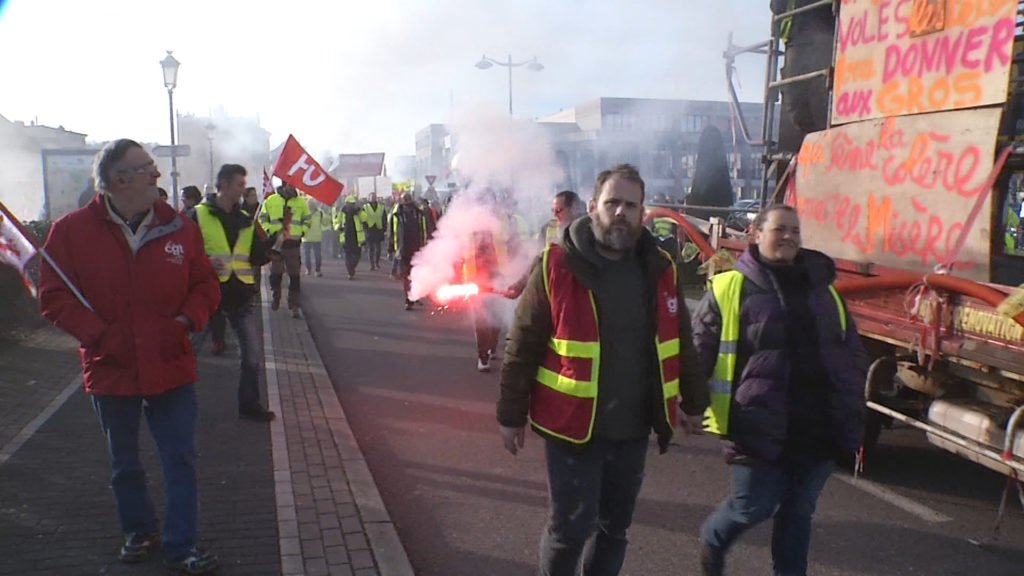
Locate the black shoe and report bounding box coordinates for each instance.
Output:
[404,301,414,311]
[164,546,219,575]
[700,543,724,576]
[118,532,158,563]
[239,408,276,422]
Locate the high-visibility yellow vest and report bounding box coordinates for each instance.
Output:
[304,209,327,243]
[653,217,677,238]
[463,228,508,284]
[195,204,255,284]
[333,206,365,245]
[259,194,310,238]
[1006,205,1020,253]
[703,270,847,435]
[530,244,682,443]
[542,220,561,245]
[390,205,427,253]
[511,213,531,240]
[780,0,796,43]
[362,202,386,229]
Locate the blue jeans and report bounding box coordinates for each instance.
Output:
[540,437,648,576]
[302,241,322,273]
[191,302,263,412]
[700,456,834,576]
[92,384,198,560]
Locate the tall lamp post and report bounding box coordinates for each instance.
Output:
[474,54,543,116]
[160,51,181,208]
[205,121,216,189]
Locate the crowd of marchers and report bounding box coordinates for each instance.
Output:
[36,138,864,576]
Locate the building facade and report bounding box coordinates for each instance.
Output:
[414,124,452,194]
[0,115,89,220]
[539,98,765,201]
[415,98,765,204]
[168,113,271,196]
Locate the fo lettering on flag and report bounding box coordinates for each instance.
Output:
[262,168,275,199]
[0,202,39,298]
[272,135,344,205]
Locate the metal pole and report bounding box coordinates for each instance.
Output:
[167,88,179,209]
[208,136,214,189]
[507,54,513,116]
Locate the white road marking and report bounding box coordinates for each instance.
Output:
[0,375,82,466]
[835,473,953,524]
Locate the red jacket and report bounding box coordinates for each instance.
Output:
[39,195,220,396]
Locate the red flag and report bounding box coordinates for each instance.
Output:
[262,168,275,199]
[271,135,344,205]
[0,201,39,298]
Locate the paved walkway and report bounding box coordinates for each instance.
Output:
[0,291,412,576]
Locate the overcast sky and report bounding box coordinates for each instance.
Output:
[0,0,770,167]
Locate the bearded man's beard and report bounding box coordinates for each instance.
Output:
[592,217,639,252]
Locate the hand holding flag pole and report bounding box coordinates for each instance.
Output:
[0,201,94,312]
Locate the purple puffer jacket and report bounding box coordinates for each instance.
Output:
[691,246,868,462]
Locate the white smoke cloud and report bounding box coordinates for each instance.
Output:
[408,106,563,304]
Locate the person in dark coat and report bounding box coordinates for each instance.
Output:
[692,204,867,576]
[772,0,835,153]
[389,193,427,309]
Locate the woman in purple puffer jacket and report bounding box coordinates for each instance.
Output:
[692,204,868,576]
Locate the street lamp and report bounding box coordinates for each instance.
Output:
[160,51,181,208]
[205,121,216,190]
[474,54,543,116]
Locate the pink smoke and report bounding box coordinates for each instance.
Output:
[408,108,564,304]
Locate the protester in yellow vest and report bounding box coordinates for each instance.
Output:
[192,164,275,421]
[302,198,328,277]
[539,190,583,246]
[334,194,365,280]
[463,192,518,372]
[259,184,310,316]
[361,192,387,271]
[691,204,866,576]
[390,193,428,309]
[497,165,707,575]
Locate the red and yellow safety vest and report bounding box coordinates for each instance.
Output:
[529,244,682,443]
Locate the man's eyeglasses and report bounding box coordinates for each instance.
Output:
[552,207,564,215]
[117,161,156,176]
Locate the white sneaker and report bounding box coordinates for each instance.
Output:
[477,358,491,373]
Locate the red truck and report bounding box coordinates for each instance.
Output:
[655,0,1024,515]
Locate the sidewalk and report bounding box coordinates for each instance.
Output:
[0,294,412,575]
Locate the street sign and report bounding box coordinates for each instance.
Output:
[425,175,436,185]
[152,144,191,158]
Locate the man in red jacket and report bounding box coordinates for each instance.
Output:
[39,139,222,574]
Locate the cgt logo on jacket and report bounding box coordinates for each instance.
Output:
[164,240,185,265]
[666,295,678,317]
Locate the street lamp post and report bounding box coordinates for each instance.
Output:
[474,54,544,116]
[160,51,181,208]
[205,121,216,189]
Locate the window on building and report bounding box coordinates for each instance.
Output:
[652,150,671,178]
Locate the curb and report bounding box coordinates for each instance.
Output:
[262,299,415,576]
